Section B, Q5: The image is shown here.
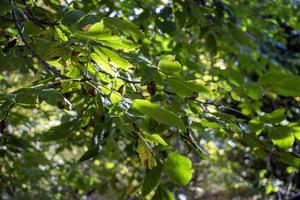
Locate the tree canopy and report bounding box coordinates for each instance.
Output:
[1,0,300,199]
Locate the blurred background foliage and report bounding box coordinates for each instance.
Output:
[1,0,300,199]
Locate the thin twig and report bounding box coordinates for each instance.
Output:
[2,15,57,26]
[285,171,295,200]
[11,0,67,78]
[182,128,208,159]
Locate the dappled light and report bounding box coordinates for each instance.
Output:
[1,0,300,199]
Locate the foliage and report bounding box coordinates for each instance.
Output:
[1,0,300,199]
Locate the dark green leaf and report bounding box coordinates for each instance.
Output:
[167,77,208,97]
[61,9,85,26]
[152,186,175,200]
[41,120,79,141]
[142,162,163,196]
[261,109,286,124]
[78,145,102,163]
[259,72,300,97]
[104,17,143,42]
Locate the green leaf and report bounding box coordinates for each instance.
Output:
[104,17,143,42]
[7,87,63,107]
[248,118,263,135]
[94,46,134,70]
[292,126,300,141]
[77,23,140,52]
[137,138,157,169]
[100,37,140,52]
[152,186,175,200]
[54,26,68,42]
[244,83,262,100]
[278,152,300,167]
[86,20,105,33]
[0,0,11,15]
[243,134,267,159]
[8,88,39,106]
[259,72,300,97]
[288,123,300,141]
[200,118,221,129]
[76,20,112,40]
[38,88,63,106]
[206,33,217,56]
[141,162,163,196]
[164,152,192,185]
[261,109,286,124]
[189,1,206,24]
[158,55,182,75]
[78,145,101,163]
[61,9,85,26]
[229,24,252,46]
[167,77,208,97]
[91,52,115,76]
[133,99,185,130]
[269,126,294,149]
[222,68,243,87]
[144,132,168,146]
[76,14,101,29]
[41,120,79,141]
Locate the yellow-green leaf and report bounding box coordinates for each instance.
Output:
[144,132,168,146]
[269,126,295,149]
[137,138,157,169]
[94,46,133,70]
[164,152,192,185]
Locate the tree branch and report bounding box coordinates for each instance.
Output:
[182,128,208,159]
[11,0,67,78]
[22,0,58,27]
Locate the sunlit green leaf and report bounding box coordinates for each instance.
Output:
[144,132,168,146]
[133,99,185,130]
[269,126,294,149]
[164,152,192,185]
[104,17,143,42]
[94,46,134,70]
[158,55,182,75]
